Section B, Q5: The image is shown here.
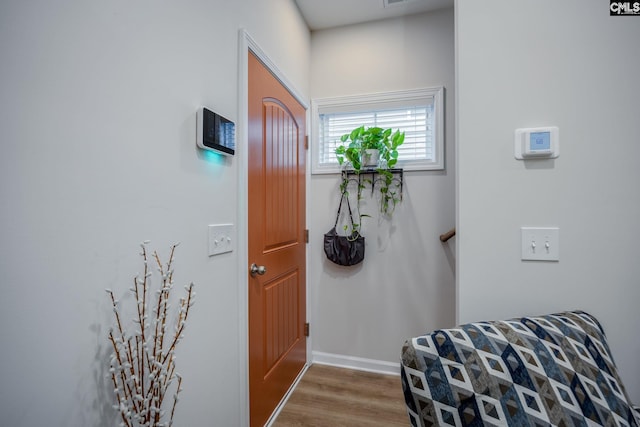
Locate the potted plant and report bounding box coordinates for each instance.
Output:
[335,126,404,171]
[335,126,405,216]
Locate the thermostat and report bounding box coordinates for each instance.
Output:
[514,127,559,159]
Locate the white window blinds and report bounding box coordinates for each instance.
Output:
[311,87,444,174]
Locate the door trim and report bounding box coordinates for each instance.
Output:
[237,28,310,427]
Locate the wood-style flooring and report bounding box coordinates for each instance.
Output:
[271,364,408,427]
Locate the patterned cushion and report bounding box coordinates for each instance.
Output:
[401,311,640,426]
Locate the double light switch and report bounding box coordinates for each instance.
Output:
[521,227,559,261]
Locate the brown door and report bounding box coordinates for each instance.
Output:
[247,51,307,427]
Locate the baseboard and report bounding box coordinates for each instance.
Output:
[311,351,401,376]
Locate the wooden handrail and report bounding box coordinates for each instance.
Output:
[439,228,456,242]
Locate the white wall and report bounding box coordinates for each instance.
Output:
[308,8,456,367]
[457,0,640,402]
[0,0,309,425]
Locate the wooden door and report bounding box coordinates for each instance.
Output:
[247,51,307,427]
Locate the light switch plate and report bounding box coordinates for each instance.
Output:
[208,224,235,256]
[521,227,559,261]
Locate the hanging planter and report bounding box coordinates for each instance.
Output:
[335,126,405,217]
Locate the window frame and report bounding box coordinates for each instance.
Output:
[310,87,444,174]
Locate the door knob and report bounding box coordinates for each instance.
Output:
[250,263,267,277]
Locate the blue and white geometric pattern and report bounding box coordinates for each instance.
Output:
[401,311,640,427]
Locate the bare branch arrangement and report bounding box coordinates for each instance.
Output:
[106,242,195,427]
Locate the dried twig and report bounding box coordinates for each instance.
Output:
[106,242,195,427]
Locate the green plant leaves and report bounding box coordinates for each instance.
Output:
[335,125,405,217]
[335,126,404,171]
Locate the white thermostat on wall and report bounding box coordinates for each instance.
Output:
[514,126,559,159]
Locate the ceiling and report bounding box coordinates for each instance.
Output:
[294,0,453,31]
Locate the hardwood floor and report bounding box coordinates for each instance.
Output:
[271,364,408,427]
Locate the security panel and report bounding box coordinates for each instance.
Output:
[197,107,235,155]
[514,126,559,159]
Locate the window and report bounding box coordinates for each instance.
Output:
[311,87,444,174]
